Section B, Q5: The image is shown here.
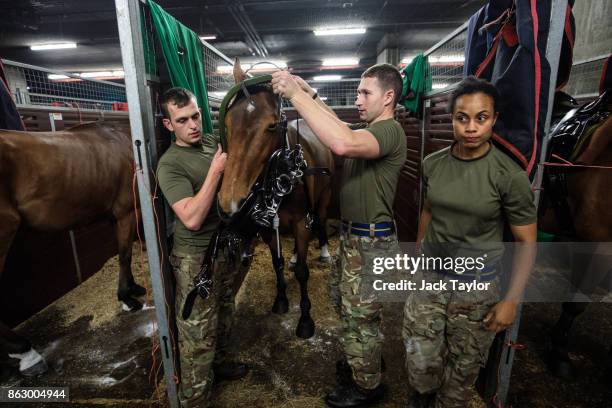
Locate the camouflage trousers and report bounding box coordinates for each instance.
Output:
[328,231,400,389]
[170,243,251,408]
[402,270,500,408]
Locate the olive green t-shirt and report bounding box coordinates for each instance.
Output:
[339,118,407,223]
[157,134,220,252]
[422,143,536,266]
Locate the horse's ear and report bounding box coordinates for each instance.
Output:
[233,57,247,83]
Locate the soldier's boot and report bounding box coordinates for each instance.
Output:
[406,392,435,408]
[336,357,386,385]
[324,377,385,408]
[213,361,249,383]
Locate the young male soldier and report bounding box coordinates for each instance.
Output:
[272,65,406,407]
[156,87,249,407]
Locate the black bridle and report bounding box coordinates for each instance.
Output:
[183,75,312,319]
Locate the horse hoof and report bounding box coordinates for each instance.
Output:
[272,297,289,314]
[129,283,147,297]
[318,255,332,264]
[296,317,315,339]
[121,297,143,312]
[21,359,48,377]
[288,261,296,271]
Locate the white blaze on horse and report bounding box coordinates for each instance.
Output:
[0,121,145,375]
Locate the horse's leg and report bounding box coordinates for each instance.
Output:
[316,215,331,263]
[288,241,298,271]
[294,221,315,339]
[547,301,588,379]
[262,231,289,314]
[114,211,145,311]
[0,204,47,376]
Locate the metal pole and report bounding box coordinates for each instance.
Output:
[115,1,179,406]
[495,1,568,406]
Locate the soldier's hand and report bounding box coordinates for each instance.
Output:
[211,144,227,176]
[483,300,518,333]
[292,75,316,98]
[271,70,301,100]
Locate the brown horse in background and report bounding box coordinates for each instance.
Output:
[0,121,145,375]
[538,110,612,379]
[217,62,334,338]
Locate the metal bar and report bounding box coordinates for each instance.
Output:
[1,59,126,88]
[115,1,179,407]
[572,54,609,66]
[201,40,235,65]
[28,93,120,105]
[16,103,129,115]
[69,230,83,284]
[423,21,469,57]
[495,1,569,407]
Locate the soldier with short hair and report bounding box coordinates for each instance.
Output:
[156,87,249,408]
[403,76,537,408]
[272,64,407,407]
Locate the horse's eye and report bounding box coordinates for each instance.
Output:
[267,124,277,132]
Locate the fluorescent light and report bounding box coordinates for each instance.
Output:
[314,28,366,36]
[319,96,328,101]
[31,43,77,51]
[432,83,449,89]
[322,58,358,67]
[429,55,464,63]
[216,64,251,73]
[313,75,342,81]
[79,71,112,78]
[199,35,217,40]
[48,74,70,80]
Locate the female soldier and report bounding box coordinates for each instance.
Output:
[403,76,537,408]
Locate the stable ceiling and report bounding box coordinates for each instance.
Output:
[0,0,484,79]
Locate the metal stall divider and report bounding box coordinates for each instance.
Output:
[115,0,179,407]
[416,1,568,406]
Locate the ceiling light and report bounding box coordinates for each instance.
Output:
[216,64,251,73]
[432,83,450,89]
[314,28,366,36]
[79,71,113,78]
[313,75,342,81]
[429,55,464,63]
[322,58,358,67]
[319,96,328,101]
[48,74,70,80]
[401,56,414,64]
[199,35,217,41]
[31,43,77,51]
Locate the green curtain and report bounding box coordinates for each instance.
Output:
[147,0,213,134]
[400,53,432,115]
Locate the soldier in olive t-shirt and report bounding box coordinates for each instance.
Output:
[421,142,537,273]
[341,119,407,223]
[271,65,406,405]
[157,133,220,251]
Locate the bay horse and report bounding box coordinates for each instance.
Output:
[0,121,146,375]
[538,93,612,379]
[216,61,334,339]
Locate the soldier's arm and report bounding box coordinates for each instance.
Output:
[171,146,226,231]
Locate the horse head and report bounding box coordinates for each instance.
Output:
[218,58,284,217]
